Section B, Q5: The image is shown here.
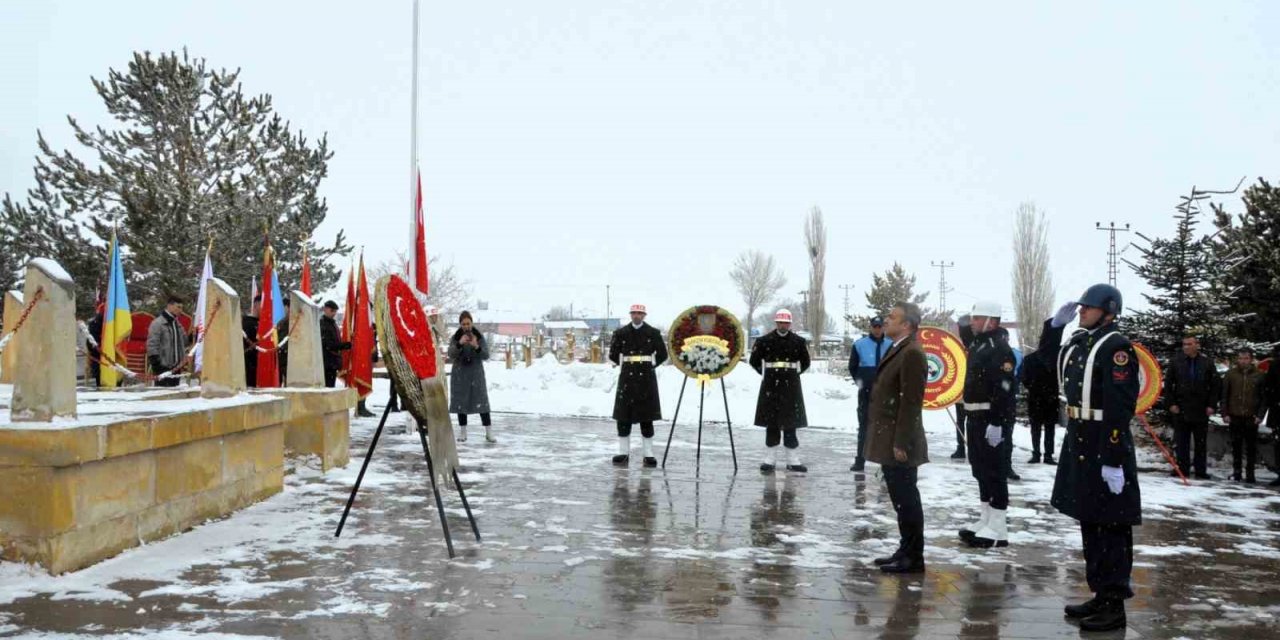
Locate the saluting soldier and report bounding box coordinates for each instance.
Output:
[609,304,668,467]
[956,301,1019,549]
[1040,284,1140,633]
[749,309,812,474]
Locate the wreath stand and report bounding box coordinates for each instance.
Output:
[334,399,481,558]
[660,376,738,474]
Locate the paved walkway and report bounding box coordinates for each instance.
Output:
[2,401,1279,639]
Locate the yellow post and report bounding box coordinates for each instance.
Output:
[506,345,513,370]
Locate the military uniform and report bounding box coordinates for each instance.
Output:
[958,325,1018,548]
[750,327,811,471]
[609,317,668,465]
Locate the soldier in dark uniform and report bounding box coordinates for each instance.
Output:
[243,295,261,388]
[320,300,351,388]
[957,301,1018,549]
[1040,284,1140,633]
[750,309,812,474]
[608,304,668,467]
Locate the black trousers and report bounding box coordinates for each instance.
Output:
[1174,416,1209,476]
[883,465,925,562]
[457,413,492,427]
[966,414,1008,510]
[618,421,655,438]
[765,425,800,449]
[955,405,967,451]
[324,368,337,388]
[1029,417,1056,456]
[1080,522,1134,600]
[1228,416,1259,478]
[855,386,871,462]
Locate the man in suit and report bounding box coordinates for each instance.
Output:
[864,302,929,574]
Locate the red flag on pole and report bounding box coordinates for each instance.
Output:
[412,170,429,295]
[351,254,374,399]
[340,262,356,387]
[256,243,280,388]
[300,245,313,297]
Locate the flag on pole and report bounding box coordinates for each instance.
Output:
[341,261,356,386]
[192,242,214,372]
[351,253,374,399]
[269,267,285,326]
[256,242,281,388]
[411,170,429,295]
[300,245,313,297]
[250,276,259,305]
[100,231,133,388]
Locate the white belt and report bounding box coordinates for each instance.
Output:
[622,355,654,364]
[765,362,800,370]
[1066,406,1104,421]
[963,402,991,411]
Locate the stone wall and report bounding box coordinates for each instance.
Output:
[262,388,356,472]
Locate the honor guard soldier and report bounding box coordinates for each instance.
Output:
[1040,285,1140,633]
[609,304,668,467]
[957,301,1018,549]
[750,309,812,473]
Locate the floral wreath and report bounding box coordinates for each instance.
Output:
[667,305,745,382]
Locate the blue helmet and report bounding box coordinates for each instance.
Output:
[1077,284,1123,315]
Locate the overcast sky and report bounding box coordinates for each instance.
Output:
[3,1,1277,329]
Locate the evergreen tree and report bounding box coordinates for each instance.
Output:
[854,262,950,330]
[0,50,350,317]
[1212,177,1280,346]
[1127,187,1241,361]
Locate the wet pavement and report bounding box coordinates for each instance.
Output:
[2,400,1279,639]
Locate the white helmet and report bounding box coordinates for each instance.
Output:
[970,300,1002,318]
[774,309,793,323]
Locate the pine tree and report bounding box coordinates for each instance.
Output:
[0,50,350,317]
[1127,186,1242,361]
[854,262,950,330]
[1212,177,1280,346]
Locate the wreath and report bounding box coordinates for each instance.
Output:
[667,305,745,381]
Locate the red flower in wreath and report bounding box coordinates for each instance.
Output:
[387,276,436,378]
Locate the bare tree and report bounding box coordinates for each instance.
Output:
[543,305,574,321]
[804,206,828,351]
[729,250,787,341]
[1011,202,1054,351]
[368,251,471,319]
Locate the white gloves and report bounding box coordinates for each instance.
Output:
[1051,302,1079,328]
[985,425,1003,447]
[1101,466,1125,494]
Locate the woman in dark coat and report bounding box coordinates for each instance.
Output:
[448,310,494,443]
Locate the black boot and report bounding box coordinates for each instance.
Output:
[850,459,866,472]
[1064,596,1103,619]
[873,549,904,566]
[612,454,630,466]
[950,447,966,460]
[356,400,375,418]
[1028,451,1041,464]
[1042,453,1056,465]
[1079,599,1126,632]
[879,557,925,574]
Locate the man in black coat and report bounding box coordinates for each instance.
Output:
[750,309,811,474]
[957,301,1018,549]
[1042,285,1140,633]
[1263,345,1280,487]
[86,307,104,387]
[608,304,668,467]
[320,300,351,388]
[275,296,291,386]
[1020,347,1060,464]
[1165,335,1221,479]
[243,295,261,388]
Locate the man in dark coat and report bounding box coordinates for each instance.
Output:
[608,304,668,467]
[243,295,261,389]
[146,296,189,388]
[275,296,291,386]
[957,301,1018,549]
[848,315,892,472]
[320,300,351,388]
[864,302,929,574]
[1221,347,1267,483]
[86,307,104,387]
[1020,347,1060,464]
[750,309,811,474]
[1165,335,1221,479]
[1041,285,1140,633]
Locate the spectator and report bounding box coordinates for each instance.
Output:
[1222,347,1267,483]
[847,316,893,472]
[320,300,351,388]
[1165,336,1221,480]
[146,295,189,388]
[1020,347,1059,465]
[449,311,494,442]
[86,305,104,387]
[275,296,291,385]
[243,295,260,388]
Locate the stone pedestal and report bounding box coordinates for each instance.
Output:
[264,387,355,471]
[12,259,77,421]
[1,291,23,384]
[200,278,246,399]
[286,290,324,388]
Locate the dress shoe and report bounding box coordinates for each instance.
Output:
[1008,469,1021,481]
[1064,596,1103,619]
[850,460,866,472]
[1079,600,1126,632]
[1042,454,1056,465]
[786,464,808,473]
[1195,473,1213,480]
[950,448,966,460]
[1028,452,1041,464]
[612,454,630,466]
[879,557,925,574]
[759,462,776,474]
[873,551,904,566]
[643,457,658,468]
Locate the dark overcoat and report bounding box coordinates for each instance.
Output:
[864,335,929,467]
[749,330,811,428]
[448,328,492,414]
[609,323,668,423]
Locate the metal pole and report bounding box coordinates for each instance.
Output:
[930,261,954,313]
[416,419,456,558]
[722,378,737,473]
[661,376,689,468]
[695,380,705,475]
[335,401,393,538]
[407,0,421,282]
[1095,222,1131,287]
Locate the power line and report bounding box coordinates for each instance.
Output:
[1095,222,1131,286]
[930,261,955,313]
[838,284,855,337]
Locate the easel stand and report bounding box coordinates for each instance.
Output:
[661,376,738,474]
[335,401,481,558]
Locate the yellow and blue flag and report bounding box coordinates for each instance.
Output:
[100,232,132,387]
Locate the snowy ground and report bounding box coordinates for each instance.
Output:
[1,369,1278,639]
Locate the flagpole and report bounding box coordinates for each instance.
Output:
[409,0,420,281]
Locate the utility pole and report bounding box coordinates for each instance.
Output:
[838,284,855,338]
[930,261,955,313]
[1095,222,1130,286]
[605,284,611,329]
[797,290,809,330]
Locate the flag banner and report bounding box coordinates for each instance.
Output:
[100,232,133,388]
